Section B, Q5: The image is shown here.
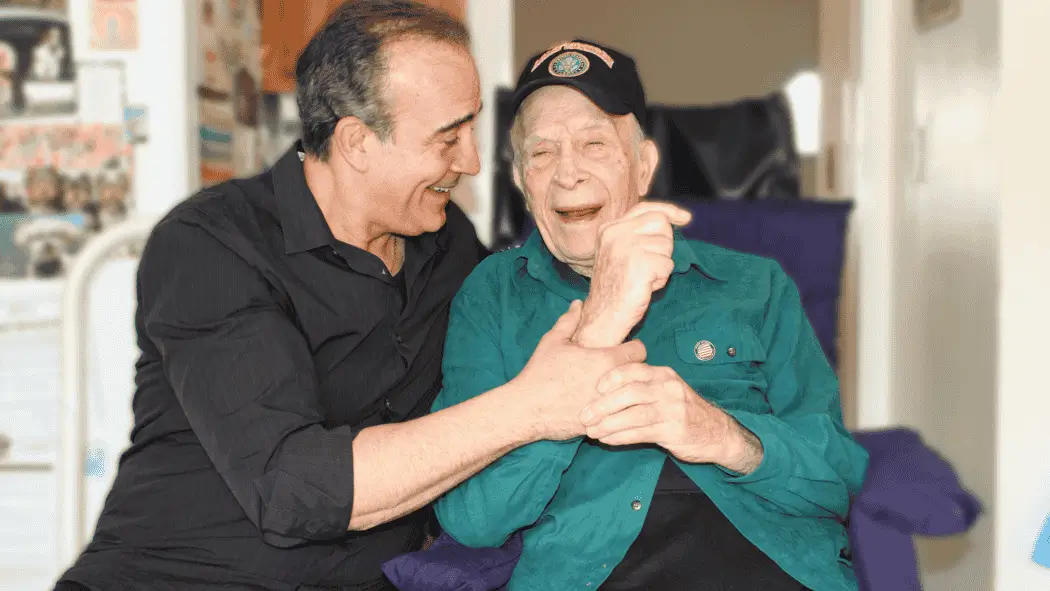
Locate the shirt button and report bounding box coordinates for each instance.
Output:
[384,398,393,410]
[727,347,737,357]
[631,499,642,511]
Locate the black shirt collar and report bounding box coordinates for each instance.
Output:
[272,141,331,255]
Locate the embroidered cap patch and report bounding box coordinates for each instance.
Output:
[549,51,590,77]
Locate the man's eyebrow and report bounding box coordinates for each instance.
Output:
[522,135,552,148]
[523,121,612,146]
[433,103,485,137]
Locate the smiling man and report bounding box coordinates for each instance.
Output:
[53,5,646,591]
[432,40,870,590]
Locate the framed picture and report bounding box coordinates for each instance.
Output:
[916,0,961,31]
[0,0,78,119]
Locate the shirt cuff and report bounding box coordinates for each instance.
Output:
[252,424,359,546]
[716,410,785,484]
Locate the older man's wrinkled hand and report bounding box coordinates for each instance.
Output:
[578,362,764,474]
[574,202,691,348]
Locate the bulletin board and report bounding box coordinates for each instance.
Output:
[196,0,264,187]
[0,48,134,280]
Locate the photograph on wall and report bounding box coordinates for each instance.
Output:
[0,123,133,279]
[197,0,263,185]
[88,0,139,51]
[0,0,77,119]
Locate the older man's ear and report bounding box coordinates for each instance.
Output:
[512,164,531,211]
[637,138,660,197]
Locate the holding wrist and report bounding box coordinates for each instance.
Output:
[487,380,549,447]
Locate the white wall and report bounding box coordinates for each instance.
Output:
[995,1,1050,587]
[850,0,915,433]
[463,0,513,246]
[67,0,197,216]
[66,0,198,216]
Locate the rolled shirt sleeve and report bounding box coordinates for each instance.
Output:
[139,218,357,547]
[431,281,581,549]
[709,262,869,520]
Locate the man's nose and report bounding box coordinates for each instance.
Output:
[553,148,583,189]
[451,133,481,176]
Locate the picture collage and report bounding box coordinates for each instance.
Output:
[0,0,134,279]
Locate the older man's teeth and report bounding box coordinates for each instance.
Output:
[430,186,451,193]
[556,205,602,221]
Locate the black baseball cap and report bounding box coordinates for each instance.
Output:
[510,39,647,126]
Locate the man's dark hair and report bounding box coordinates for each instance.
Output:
[296,0,470,160]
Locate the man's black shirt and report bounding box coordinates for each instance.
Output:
[58,144,486,590]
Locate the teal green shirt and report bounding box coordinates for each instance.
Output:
[431,230,869,591]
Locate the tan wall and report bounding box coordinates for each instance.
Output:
[514,0,819,105]
[514,0,821,193]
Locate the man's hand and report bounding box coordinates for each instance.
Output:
[573,202,692,347]
[578,363,764,474]
[512,300,648,442]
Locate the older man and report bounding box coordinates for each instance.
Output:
[432,40,869,590]
[53,6,644,591]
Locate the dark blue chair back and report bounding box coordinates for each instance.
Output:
[671,196,852,369]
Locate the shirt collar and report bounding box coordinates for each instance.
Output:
[271,141,447,258]
[669,231,725,281]
[272,141,331,254]
[516,228,725,295]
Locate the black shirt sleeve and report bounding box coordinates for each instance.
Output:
[138,217,357,547]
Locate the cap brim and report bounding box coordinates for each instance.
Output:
[510,78,633,120]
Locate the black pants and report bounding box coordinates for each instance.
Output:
[54,583,91,591]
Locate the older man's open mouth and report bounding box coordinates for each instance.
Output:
[555,205,603,222]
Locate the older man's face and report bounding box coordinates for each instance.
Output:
[515,86,657,272]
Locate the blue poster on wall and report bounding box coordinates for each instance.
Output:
[1034,514,1050,568]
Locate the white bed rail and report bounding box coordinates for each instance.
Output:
[57,216,158,568]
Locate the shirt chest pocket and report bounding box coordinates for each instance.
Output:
[661,323,771,414]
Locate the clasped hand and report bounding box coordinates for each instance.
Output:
[579,362,750,468]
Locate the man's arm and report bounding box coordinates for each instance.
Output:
[353,296,644,532]
[710,262,869,518]
[431,291,580,548]
[348,382,539,531]
[143,220,640,541]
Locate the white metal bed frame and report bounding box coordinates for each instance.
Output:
[55,216,158,568]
